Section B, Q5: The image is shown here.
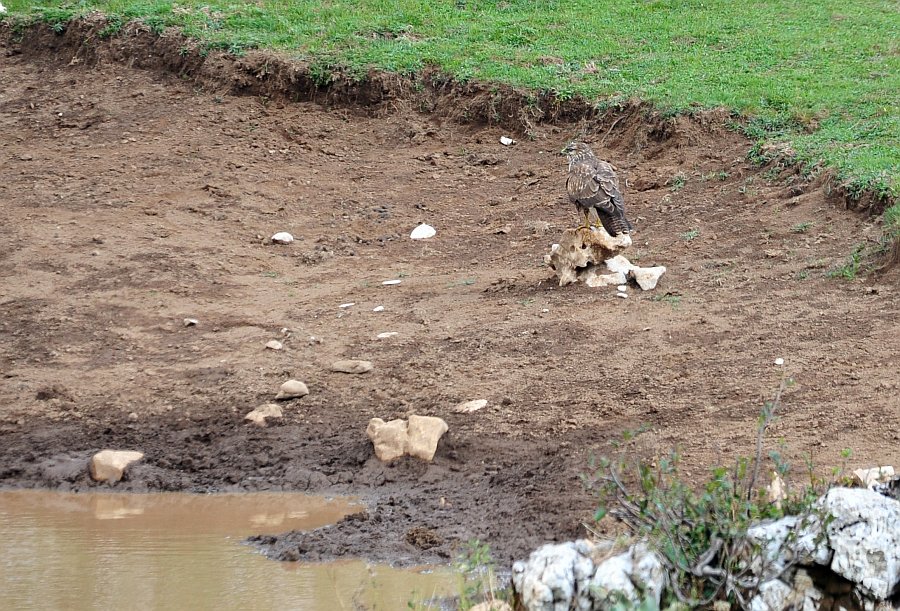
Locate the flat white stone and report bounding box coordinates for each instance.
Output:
[410,224,436,240]
[382,279,402,286]
[372,305,385,312]
[617,285,628,291]
[265,340,283,351]
[454,399,488,413]
[616,292,628,299]
[339,302,355,308]
[183,318,199,327]
[376,332,398,339]
[500,136,516,146]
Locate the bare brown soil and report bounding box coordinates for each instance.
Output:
[1,22,898,567]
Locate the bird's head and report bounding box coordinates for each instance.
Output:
[560,141,594,164]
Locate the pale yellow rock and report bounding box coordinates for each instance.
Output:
[332,359,373,374]
[406,415,449,461]
[244,403,283,427]
[366,418,409,462]
[89,450,144,483]
[582,269,627,288]
[767,471,786,510]
[454,399,488,414]
[275,379,309,400]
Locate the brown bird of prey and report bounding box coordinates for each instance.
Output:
[561,142,633,236]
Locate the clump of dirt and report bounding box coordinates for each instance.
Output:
[1,19,898,568]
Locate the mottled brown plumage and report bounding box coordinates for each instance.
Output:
[562,142,633,236]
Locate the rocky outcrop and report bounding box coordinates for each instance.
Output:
[545,228,665,290]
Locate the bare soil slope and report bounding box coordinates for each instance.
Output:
[1,25,898,566]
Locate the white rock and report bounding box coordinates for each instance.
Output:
[617,285,628,292]
[372,305,385,312]
[376,332,398,339]
[366,415,449,463]
[854,466,895,489]
[468,602,512,611]
[582,270,627,288]
[339,302,355,309]
[244,403,283,427]
[183,318,198,327]
[616,292,628,299]
[590,553,637,605]
[775,357,785,366]
[271,232,294,244]
[820,487,900,599]
[750,579,793,611]
[265,340,284,350]
[89,450,144,483]
[604,255,633,275]
[512,541,594,611]
[410,224,436,240]
[331,359,373,374]
[631,265,667,291]
[453,399,488,413]
[275,379,309,400]
[767,471,787,509]
[630,543,665,605]
[500,136,516,146]
[0,3,6,14]
[382,279,402,286]
[747,514,831,579]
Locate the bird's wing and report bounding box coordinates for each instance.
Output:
[590,160,626,216]
[566,162,603,205]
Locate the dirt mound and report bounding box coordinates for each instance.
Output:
[1,20,898,567]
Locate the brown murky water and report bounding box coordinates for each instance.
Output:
[0,490,456,610]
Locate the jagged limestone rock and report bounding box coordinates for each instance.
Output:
[366,415,448,463]
[89,450,144,483]
[545,228,665,290]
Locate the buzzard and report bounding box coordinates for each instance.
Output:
[561,142,633,236]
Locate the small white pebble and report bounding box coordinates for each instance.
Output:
[616,292,628,299]
[499,136,516,146]
[541,308,549,313]
[265,340,283,351]
[775,358,784,366]
[372,305,385,312]
[382,279,402,286]
[617,285,628,291]
[183,318,198,327]
[410,224,436,240]
[339,302,355,309]
[376,332,398,339]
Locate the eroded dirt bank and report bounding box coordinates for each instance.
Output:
[1,22,898,567]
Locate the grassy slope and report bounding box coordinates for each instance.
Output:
[5,0,899,208]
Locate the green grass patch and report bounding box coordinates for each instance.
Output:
[3,0,898,201]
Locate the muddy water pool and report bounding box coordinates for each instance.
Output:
[0,490,456,610]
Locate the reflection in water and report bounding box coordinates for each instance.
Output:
[0,490,455,610]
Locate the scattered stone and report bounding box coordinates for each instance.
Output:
[244,403,283,427]
[775,357,785,366]
[631,265,667,291]
[183,318,198,327]
[127,412,138,421]
[372,305,385,312]
[500,136,516,146]
[853,466,895,489]
[410,224,436,240]
[271,231,294,244]
[454,399,488,414]
[617,284,628,292]
[382,279,402,286]
[366,417,409,462]
[280,327,292,336]
[331,359,373,374]
[767,471,787,509]
[616,292,628,299]
[275,379,309,400]
[406,415,449,461]
[308,335,322,345]
[582,269,626,288]
[89,450,144,483]
[339,302,355,308]
[366,415,449,462]
[265,340,284,351]
[376,332,398,339]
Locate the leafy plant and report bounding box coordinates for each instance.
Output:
[680,228,699,242]
[583,372,837,608]
[456,540,508,610]
[791,221,813,234]
[669,172,687,192]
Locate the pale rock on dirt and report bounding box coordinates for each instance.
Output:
[244,403,283,427]
[853,465,895,489]
[366,415,449,462]
[274,380,309,400]
[331,359,374,374]
[89,450,145,483]
[264,339,283,350]
[545,228,665,290]
[454,399,488,413]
